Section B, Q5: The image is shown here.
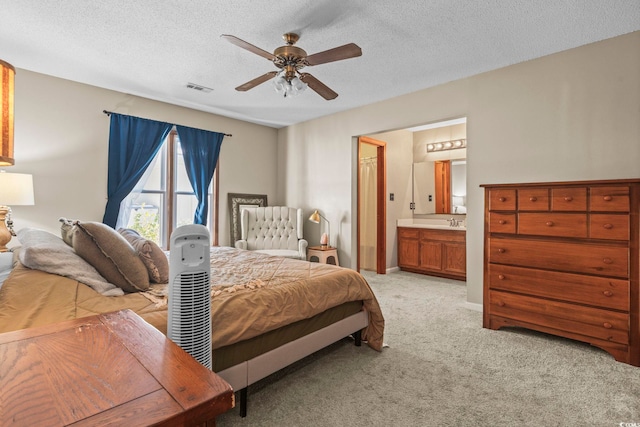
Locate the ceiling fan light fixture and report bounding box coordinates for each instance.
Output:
[272,71,307,98]
[291,76,307,92]
[273,72,287,95]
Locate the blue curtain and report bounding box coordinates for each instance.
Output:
[102,114,172,227]
[176,125,224,225]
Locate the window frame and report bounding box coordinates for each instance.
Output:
[135,130,219,248]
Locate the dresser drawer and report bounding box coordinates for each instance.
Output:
[590,214,629,240]
[518,188,549,211]
[551,187,587,211]
[488,264,629,311]
[590,186,629,212]
[398,227,420,239]
[518,213,587,238]
[488,189,516,211]
[489,291,629,344]
[488,213,516,234]
[488,237,629,278]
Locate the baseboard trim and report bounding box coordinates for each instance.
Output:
[462,301,483,312]
[386,266,400,274]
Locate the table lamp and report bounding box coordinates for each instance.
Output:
[0,171,34,252]
[308,209,330,247]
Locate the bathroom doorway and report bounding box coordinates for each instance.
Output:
[357,136,386,274]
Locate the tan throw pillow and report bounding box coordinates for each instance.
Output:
[72,221,150,293]
[118,228,169,283]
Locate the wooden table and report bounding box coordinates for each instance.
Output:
[0,309,234,426]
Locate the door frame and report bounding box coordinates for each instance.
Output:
[357,136,386,274]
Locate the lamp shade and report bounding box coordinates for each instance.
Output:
[308,210,321,223]
[0,60,15,166]
[0,172,34,206]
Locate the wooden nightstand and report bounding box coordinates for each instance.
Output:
[308,245,339,266]
[0,309,234,426]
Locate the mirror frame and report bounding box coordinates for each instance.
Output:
[227,193,268,245]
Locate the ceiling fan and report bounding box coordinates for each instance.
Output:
[221,33,362,100]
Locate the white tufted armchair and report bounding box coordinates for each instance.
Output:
[234,206,308,259]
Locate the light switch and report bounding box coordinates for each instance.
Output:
[389,193,394,201]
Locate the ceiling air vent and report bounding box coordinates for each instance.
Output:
[186,82,213,93]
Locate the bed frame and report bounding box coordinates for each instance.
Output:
[216,309,369,417]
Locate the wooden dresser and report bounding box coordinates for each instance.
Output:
[481,179,639,366]
[0,310,234,426]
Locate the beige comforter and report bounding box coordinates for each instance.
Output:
[0,247,384,351]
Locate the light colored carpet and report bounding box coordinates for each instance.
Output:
[217,270,640,427]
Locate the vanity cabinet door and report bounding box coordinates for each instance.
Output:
[443,242,466,278]
[420,240,443,272]
[398,228,420,268]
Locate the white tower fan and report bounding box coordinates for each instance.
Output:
[168,224,212,369]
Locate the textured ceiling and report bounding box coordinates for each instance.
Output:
[1,1,639,128]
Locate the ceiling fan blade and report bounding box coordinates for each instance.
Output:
[221,34,276,61]
[235,71,278,91]
[299,73,338,100]
[305,43,362,66]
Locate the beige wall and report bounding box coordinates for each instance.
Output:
[278,31,640,305]
[10,70,278,248]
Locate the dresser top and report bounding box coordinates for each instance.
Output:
[480,178,640,188]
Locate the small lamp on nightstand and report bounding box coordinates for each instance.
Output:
[0,171,34,252]
[308,209,330,247]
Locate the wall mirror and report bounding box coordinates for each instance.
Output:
[410,118,467,215]
[413,159,466,214]
[227,193,267,245]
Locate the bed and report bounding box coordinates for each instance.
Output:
[0,226,385,417]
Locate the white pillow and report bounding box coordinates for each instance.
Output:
[16,228,124,296]
[0,252,14,290]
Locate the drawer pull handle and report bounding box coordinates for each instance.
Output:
[603,195,612,201]
[603,257,613,264]
[529,197,537,202]
[498,274,505,280]
[564,196,573,201]
[603,322,612,329]
[603,290,613,297]
[499,220,506,225]
[499,197,506,202]
[498,301,505,307]
[603,223,613,230]
[497,248,505,253]
[546,221,554,227]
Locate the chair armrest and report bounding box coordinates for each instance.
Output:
[235,240,247,250]
[298,239,308,259]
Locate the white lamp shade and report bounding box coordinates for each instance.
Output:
[0,172,34,205]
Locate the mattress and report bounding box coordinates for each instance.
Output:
[0,247,384,353]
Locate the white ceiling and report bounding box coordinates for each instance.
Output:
[1,1,639,129]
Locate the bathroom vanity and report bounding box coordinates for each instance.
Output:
[397,218,466,281]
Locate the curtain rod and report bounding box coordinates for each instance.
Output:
[102,110,232,137]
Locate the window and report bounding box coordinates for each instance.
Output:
[123,131,218,248]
